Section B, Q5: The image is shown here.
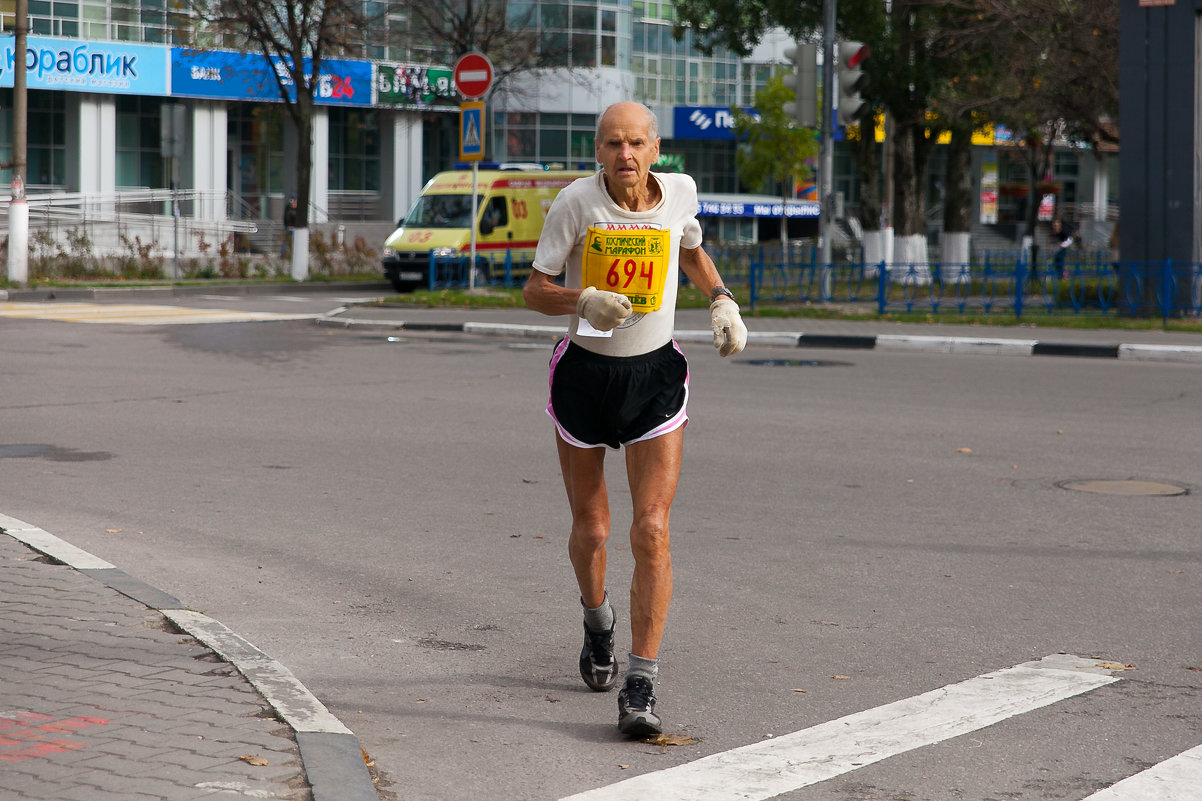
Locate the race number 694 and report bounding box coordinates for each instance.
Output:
[607,258,654,290]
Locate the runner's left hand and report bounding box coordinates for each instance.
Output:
[709,297,747,357]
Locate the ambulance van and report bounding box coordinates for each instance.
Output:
[381,167,592,292]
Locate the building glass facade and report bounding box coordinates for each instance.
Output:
[0,88,67,188]
[115,95,166,188]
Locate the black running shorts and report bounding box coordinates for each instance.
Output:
[546,338,689,450]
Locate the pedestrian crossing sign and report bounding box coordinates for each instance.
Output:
[459,101,485,161]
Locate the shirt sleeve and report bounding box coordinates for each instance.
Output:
[532,184,582,277]
[677,175,703,250]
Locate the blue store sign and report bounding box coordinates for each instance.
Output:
[0,35,168,95]
[698,198,820,218]
[171,48,372,106]
[674,106,758,140]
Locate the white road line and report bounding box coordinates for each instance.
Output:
[561,654,1120,801]
[0,302,318,325]
[1080,744,1202,801]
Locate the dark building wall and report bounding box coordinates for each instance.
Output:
[1119,0,1201,267]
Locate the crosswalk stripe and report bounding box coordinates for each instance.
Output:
[560,654,1120,801]
[1079,744,1202,801]
[0,302,317,325]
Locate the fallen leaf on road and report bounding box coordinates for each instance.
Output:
[1096,662,1135,671]
[239,755,268,766]
[546,695,560,703]
[832,675,851,680]
[1187,666,1202,672]
[105,528,122,534]
[643,733,698,746]
[792,688,807,693]
[955,448,972,454]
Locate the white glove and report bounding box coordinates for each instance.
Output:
[577,286,632,331]
[710,296,747,356]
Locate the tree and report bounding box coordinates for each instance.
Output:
[981,0,1119,261]
[195,0,371,280]
[399,0,560,94]
[730,76,819,247]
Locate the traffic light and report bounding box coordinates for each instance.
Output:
[837,41,871,122]
[781,42,818,128]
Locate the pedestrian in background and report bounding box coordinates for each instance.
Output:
[282,194,299,256]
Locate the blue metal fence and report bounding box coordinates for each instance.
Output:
[424,250,522,290]
[418,245,1202,320]
[869,257,1202,319]
[737,246,1202,320]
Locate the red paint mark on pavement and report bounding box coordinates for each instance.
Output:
[0,712,109,763]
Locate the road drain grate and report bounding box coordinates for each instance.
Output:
[1057,479,1189,496]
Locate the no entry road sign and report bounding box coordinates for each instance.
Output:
[454,52,494,99]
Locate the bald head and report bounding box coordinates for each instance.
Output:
[595,102,659,143]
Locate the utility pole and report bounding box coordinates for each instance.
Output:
[819,0,835,288]
[7,0,29,284]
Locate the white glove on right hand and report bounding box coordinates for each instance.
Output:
[577,286,633,331]
[710,296,747,356]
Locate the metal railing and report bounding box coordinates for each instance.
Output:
[0,189,259,258]
[389,243,1202,322]
[740,245,1202,320]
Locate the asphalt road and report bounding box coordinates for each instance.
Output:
[1,291,1199,801]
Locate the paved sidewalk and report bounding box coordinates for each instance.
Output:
[0,517,376,801]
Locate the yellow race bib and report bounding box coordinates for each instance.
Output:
[582,226,670,313]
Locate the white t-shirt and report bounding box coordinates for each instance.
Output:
[532,170,704,357]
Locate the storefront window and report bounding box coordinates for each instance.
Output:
[328,108,380,192]
[0,89,66,189]
[227,103,285,218]
[115,95,165,188]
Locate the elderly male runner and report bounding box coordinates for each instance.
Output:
[523,101,747,737]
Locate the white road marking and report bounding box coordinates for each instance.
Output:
[0,302,318,325]
[560,654,1120,801]
[1080,744,1202,801]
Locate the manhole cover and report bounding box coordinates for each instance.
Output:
[1057,479,1189,497]
[742,359,852,367]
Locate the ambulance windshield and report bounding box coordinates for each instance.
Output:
[403,194,483,228]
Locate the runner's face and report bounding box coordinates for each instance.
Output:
[595,107,660,192]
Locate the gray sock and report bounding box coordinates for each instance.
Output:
[625,653,659,682]
[582,593,614,632]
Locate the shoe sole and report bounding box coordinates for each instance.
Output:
[618,713,663,738]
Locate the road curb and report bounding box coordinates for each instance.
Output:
[0,512,376,801]
[313,314,1202,364]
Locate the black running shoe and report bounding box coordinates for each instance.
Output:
[617,675,662,737]
[579,620,619,691]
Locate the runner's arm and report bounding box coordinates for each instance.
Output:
[523,269,581,316]
[679,245,729,299]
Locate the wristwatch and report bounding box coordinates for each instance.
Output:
[710,286,735,303]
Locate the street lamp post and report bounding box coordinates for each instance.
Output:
[819,0,835,294]
[7,0,29,285]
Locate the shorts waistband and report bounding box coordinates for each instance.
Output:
[565,338,679,365]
